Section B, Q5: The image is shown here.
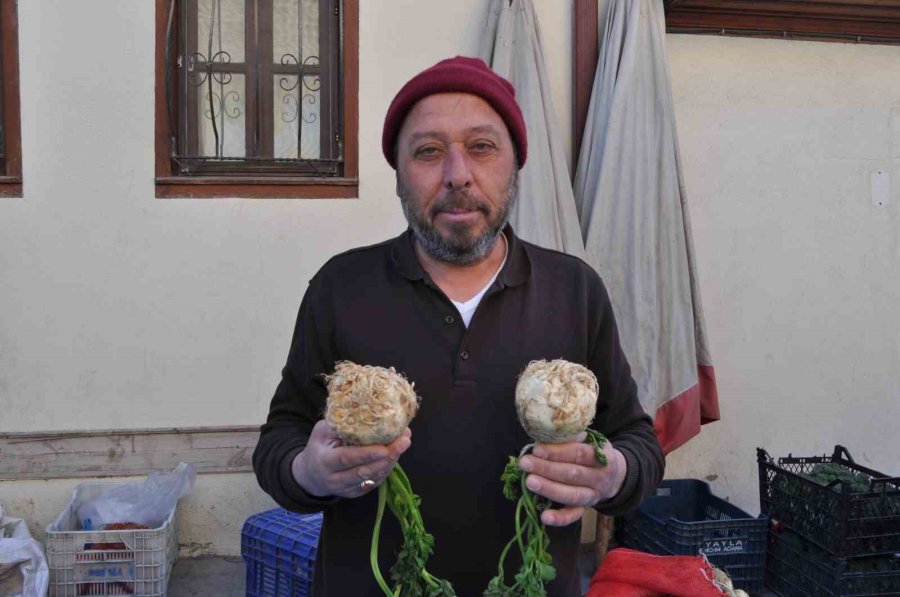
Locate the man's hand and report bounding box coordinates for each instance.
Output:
[291,419,412,498]
[518,432,627,527]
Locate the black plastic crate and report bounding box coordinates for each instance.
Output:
[618,479,767,594]
[758,446,900,558]
[767,526,900,596]
[241,508,323,597]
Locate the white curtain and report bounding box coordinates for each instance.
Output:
[573,0,718,453]
[481,0,586,259]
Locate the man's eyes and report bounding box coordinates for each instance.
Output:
[413,141,497,158]
[469,141,496,152]
[415,146,441,158]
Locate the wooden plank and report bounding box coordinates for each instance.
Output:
[665,0,900,41]
[342,0,360,179]
[594,513,614,568]
[154,178,358,198]
[573,0,599,163]
[155,0,174,180]
[0,426,261,480]
[1,0,23,195]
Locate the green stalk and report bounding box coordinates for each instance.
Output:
[388,466,424,528]
[385,473,412,535]
[492,536,516,584]
[486,433,609,595]
[514,483,529,558]
[371,482,394,597]
[370,465,456,596]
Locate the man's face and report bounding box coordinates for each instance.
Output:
[395,92,518,265]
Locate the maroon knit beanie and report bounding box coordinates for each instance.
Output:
[382,56,527,169]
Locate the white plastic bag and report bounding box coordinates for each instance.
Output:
[0,504,49,597]
[76,462,196,531]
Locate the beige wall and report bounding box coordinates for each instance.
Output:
[0,0,571,432]
[0,0,572,554]
[1,0,897,554]
[664,35,900,512]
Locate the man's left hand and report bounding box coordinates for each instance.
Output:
[518,432,627,527]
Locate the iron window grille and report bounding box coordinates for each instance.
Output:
[164,0,343,177]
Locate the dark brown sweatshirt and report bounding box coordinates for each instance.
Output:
[253,226,664,597]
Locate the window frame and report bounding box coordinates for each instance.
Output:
[0,0,22,198]
[664,0,900,43]
[154,0,358,199]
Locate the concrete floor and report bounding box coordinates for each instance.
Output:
[168,557,245,597]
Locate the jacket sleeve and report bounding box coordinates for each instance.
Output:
[252,272,342,512]
[587,278,665,516]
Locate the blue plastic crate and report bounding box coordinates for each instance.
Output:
[241,508,323,597]
[619,479,768,594]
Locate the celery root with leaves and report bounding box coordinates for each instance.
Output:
[485,360,608,597]
[325,361,456,597]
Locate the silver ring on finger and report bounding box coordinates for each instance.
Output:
[359,479,376,491]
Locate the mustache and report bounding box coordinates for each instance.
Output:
[429,191,490,216]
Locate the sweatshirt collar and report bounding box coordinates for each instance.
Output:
[391,223,530,288]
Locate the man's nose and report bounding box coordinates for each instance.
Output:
[443,146,472,190]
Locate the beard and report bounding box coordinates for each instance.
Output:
[398,172,519,266]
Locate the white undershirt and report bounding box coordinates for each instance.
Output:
[450,234,508,327]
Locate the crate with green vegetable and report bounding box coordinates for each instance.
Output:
[767,525,900,596]
[757,445,900,559]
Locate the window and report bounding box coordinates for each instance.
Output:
[155,0,358,198]
[0,0,22,198]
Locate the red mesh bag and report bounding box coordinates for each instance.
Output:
[587,548,738,597]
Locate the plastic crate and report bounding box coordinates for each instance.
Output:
[241,508,323,597]
[45,482,178,597]
[767,526,900,596]
[758,445,900,558]
[618,479,767,594]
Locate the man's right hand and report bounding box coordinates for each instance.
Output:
[291,419,412,498]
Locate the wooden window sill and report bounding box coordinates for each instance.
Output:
[155,176,359,199]
[0,176,22,198]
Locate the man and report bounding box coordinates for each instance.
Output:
[253,56,664,596]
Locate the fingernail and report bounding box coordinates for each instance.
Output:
[518,457,532,472]
[532,446,548,459]
[525,475,540,492]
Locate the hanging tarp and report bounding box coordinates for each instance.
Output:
[481,0,586,259]
[573,0,718,454]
